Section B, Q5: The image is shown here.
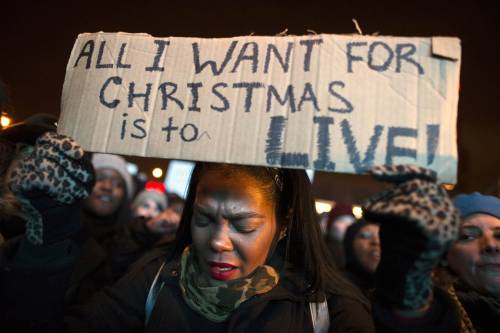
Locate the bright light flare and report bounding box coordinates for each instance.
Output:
[315,200,333,214]
[152,167,163,179]
[352,205,363,219]
[1,114,12,128]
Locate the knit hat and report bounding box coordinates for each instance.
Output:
[131,189,168,212]
[91,153,134,198]
[453,192,500,219]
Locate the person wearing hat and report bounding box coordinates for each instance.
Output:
[0,113,60,240]
[436,192,500,333]
[81,153,133,244]
[1,119,168,310]
[362,168,499,333]
[361,165,462,332]
[131,189,167,219]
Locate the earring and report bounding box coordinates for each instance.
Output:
[279,227,288,240]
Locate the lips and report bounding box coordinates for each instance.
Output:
[96,195,113,203]
[208,261,238,281]
[371,251,381,261]
[478,263,500,273]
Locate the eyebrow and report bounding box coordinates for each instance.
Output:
[460,226,500,234]
[223,212,266,220]
[194,205,265,220]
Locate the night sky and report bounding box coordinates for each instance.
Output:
[1,0,499,202]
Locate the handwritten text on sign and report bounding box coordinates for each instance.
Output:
[59,33,461,182]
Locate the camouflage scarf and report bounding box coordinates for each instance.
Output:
[179,246,279,322]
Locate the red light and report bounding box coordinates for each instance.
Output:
[145,181,166,193]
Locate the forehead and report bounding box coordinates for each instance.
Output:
[461,213,500,229]
[360,224,379,232]
[355,224,379,237]
[95,168,125,183]
[96,168,123,179]
[196,170,267,204]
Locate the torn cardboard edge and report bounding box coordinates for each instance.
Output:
[59,32,462,183]
[431,37,461,60]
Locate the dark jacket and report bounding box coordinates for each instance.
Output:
[2,241,375,333]
[455,283,500,333]
[0,199,164,322]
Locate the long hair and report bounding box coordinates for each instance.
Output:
[173,162,367,305]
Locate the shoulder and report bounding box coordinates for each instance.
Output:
[128,243,177,274]
[326,293,375,333]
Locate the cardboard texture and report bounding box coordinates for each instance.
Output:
[59,32,461,183]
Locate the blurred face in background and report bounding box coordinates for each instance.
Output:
[134,199,162,219]
[352,224,381,274]
[447,214,500,297]
[84,168,125,217]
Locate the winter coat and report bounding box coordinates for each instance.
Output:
[0,201,166,329]
[1,242,375,333]
[454,283,500,333]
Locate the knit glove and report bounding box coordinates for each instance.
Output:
[363,165,459,310]
[8,132,94,245]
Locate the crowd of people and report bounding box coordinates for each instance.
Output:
[1,101,499,330]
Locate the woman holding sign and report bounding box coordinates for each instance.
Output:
[1,133,373,332]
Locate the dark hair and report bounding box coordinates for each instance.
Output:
[173,162,367,304]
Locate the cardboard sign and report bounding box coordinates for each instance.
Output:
[59,32,461,183]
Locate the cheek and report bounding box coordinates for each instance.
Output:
[112,187,125,201]
[353,240,368,256]
[448,245,477,276]
[191,224,208,252]
[237,225,276,264]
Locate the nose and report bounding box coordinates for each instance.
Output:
[210,222,233,253]
[98,178,114,192]
[370,233,380,246]
[481,232,500,254]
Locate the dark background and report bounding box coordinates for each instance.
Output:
[1,0,499,203]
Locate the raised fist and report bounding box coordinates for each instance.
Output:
[8,132,94,244]
[363,165,459,309]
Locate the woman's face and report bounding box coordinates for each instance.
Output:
[352,224,380,274]
[447,213,500,297]
[134,199,161,219]
[84,168,125,217]
[191,170,278,281]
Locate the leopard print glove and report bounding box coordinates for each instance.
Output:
[363,164,459,310]
[8,132,94,245]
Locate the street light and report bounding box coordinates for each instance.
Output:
[152,167,163,179]
[352,205,363,219]
[1,113,12,128]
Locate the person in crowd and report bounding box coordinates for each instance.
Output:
[1,136,374,332]
[166,191,186,216]
[81,153,133,244]
[137,191,185,247]
[131,189,168,219]
[324,203,356,267]
[343,219,380,297]
[128,189,182,248]
[355,165,461,332]
[0,127,174,309]
[0,113,59,240]
[435,192,500,333]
